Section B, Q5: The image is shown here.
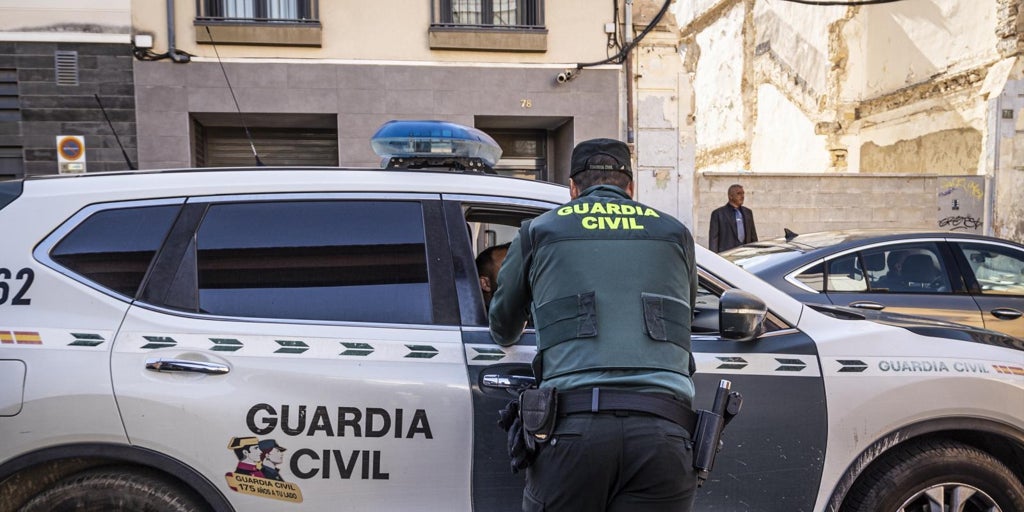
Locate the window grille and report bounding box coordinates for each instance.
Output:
[432,0,544,29]
[197,0,319,23]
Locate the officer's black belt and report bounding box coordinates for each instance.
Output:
[557,388,697,434]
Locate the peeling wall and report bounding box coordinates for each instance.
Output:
[633,2,693,225]
[692,2,746,173]
[860,128,982,174]
[658,0,1023,242]
[753,2,845,100]
[844,1,998,101]
[994,75,1024,242]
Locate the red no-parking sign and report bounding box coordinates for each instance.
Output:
[56,135,87,173]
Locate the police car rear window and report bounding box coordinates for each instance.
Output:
[50,205,182,297]
[192,200,432,324]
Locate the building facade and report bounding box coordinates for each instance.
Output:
[0,0,137,178]
[130,0,625,185]
[631,0,1024,244]
[4,1,1022,244]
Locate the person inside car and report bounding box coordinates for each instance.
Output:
[476,242,510,310]
[874,250,909,292]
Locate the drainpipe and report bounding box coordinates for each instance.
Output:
[983,92,1001,237]
[167,0,191,63]
[624,0,634,144]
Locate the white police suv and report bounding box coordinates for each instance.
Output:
[1,122,1022,512]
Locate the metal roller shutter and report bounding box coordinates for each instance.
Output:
[201,126,339,167]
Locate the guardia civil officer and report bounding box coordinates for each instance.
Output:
[489,138,699,511]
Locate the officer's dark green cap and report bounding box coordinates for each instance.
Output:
[570,138,632,180]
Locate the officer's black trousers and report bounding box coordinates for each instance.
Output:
[522,412,697,512]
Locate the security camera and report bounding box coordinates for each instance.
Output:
[556,68,577,84]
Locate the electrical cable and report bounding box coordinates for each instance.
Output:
[131,44,194,62]
[607,0,621,54]
[559,0,904,82]
[574,0,672,69]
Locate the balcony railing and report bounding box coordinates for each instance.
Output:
[196,0,319,24]
[431,0,544,30]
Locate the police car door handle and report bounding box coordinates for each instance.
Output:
[989,308,1023,320]
[483,374,536,389]
[848,301,885,311]
[145,358,230,375]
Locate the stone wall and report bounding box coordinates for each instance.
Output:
[1,42,137,176]
[694,173,944,248]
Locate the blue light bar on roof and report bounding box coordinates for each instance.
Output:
[370,120,503,171]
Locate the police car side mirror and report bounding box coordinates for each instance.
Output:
[719,289,767,342]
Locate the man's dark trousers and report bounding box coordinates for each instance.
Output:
[522,413,697,511]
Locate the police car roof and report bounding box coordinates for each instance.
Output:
[21,166,568,205]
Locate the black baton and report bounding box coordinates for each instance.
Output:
[693,379,742,486]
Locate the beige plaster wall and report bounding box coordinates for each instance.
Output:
[860,128,982,174]
[132,0,613,64]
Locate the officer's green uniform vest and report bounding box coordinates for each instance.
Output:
[525,185,696,397]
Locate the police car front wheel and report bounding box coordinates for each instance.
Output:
[19,466,209,512]
[842,439,1024,512]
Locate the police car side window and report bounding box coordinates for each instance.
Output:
[193,200,432,324]
[50,205,181,297]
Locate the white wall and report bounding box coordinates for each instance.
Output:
[751,84,830,172]
[845,0,999,101]
[692,2,744,169]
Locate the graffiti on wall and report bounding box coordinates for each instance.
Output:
[937,177,984,233]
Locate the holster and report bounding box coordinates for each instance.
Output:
[496,387,558,474]
[519,387,558,441]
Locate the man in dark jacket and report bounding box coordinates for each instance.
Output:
[708,184,757,253]
[489,138,699,512]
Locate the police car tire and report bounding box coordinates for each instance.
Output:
[19,466,208,512]
[842,439,1024,512]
